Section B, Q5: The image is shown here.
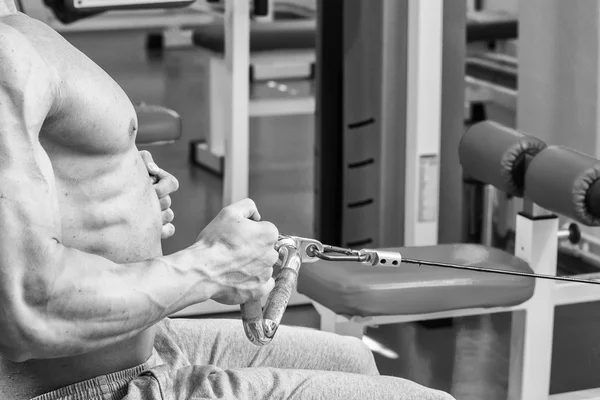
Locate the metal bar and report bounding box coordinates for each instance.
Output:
[438,0,467,244]
[314,0,344,246]
[581,231,600,248]
[321,244,357,255]
[379,0,409,248]
[315,253,366,262]
[559,243,600,270]
[402,257,600,285]
[223,0,250,204]
[404,0,443,246]
[480,184,495,246]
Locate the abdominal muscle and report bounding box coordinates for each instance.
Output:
[0,149,164,399]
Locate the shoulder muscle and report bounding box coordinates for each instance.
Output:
[0,22,58,125]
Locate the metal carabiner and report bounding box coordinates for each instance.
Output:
[307,244,370,262]
[305,243,403,267]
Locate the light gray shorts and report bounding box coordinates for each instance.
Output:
[31,318,454,400]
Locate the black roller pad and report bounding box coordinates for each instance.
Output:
[526,146,600,227]
[459,121,547,197]
[193,21,316,54]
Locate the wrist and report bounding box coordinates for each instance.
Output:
[165,244,220,305]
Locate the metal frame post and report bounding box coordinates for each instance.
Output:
[403,0,444,246]
[508,214,557,399]
[223,0,250,204]
[438,0,468,244]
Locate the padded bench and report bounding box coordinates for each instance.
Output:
[135,103,182,146]
[467,17,518,43]
[193,20,315,54]
[192,19,316,82]
[298,244,534,318]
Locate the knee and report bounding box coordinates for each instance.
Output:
[339,336,379,375]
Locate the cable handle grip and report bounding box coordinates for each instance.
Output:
[240,236,302,346]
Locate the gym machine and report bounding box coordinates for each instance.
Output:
[308,1,600,397]
[43,0,195,23]
[238,113,600,400]
[24,0,207,33]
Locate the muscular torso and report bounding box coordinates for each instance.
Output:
[0,13,163,399]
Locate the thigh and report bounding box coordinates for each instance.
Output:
[138,364,455,400]
[160,318,378,374]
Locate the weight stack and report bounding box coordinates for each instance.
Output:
[315,0,409,248]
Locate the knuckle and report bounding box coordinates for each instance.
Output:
[270,248,280,261]
[161,195,172,209]
[164,209,175,222]
[162,224,175,238]
[261,221,279,240]
[160,185,172,197]
[264,260,276,275]
[258,283,271,297]
[268,251,280,267]
[171,177,180,191]
[165,177,175,189]
[221,206,234,218]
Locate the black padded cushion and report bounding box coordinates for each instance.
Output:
[297,244,535,317]
[135,104,182,145]
[193,20,316,53]
[459,121,547,197]
[526,146,600,227]
[467,17,518,43]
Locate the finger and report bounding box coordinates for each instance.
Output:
[269,247,280,267]
[229,198,261,221]
[162,208,174,225]
[161,223,175,240]
[152,166,177,182]
[148,163,161,175]
[139,149,151,163]
[262,263,275,281]
[258,221,279,245]
[154,174,180,198]
[259,277,276,298]
[159,195,172,211]
[139,150,160,175]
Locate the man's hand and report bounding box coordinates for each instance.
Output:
[195,198,279,306]
[139,150,179,239]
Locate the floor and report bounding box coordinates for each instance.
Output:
[62,29,600,399]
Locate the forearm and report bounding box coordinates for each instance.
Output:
[12,243,210,361]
